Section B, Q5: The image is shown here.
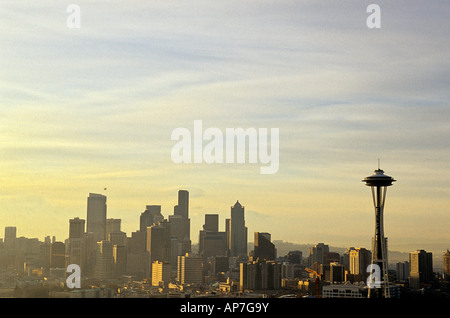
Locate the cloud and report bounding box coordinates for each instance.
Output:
[0,1,448,249]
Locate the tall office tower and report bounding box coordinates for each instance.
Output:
[324,252,340,265]
[177,253,203,285]
[253,232,276,261]
[95,240,114,280]
[44,236,52,245]
[69,217,85,239]
[329,262,345,283]
[409,249,433,289]
[209,256,229,275]
[87,193,107,243]
[108,231,127,247]
[147,220,171,277]
[309,243,329,267]
[113,245,127,277]
[106,218,121,238]
[396,261,410,281]
[169,215,191,257]
[4,226,16,244]
[199,214,227,259]
[68,217,87,272]
[444,250,450,281]
[67,237,86,273]
[174,190,189,219]
[363,166,395,298]
[281,262,295,279]
[128,230,146,252]
[342,247,356,270]
[107,219,126,275]
[82,232,97,277]
[227,201,248,257]
[50,241,66,268]
[349,247,372,282]
[140,205,164,233]
[170,190,191,256]
[204,214,219,232]
[126,231,149,279]
[286,250,302,264]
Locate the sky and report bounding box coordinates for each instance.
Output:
[0,1,449,255]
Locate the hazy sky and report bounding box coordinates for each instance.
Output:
[1,1,448,254]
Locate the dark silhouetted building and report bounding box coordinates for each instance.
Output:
[50,241,66,268]
[240,260,281,292]
[199,214,227,259]
[253,232,276,261]
[69,217,85,239]
[409,249,433,288]
[87,193,107,243]
[147,220,171,277]
[309,243,329,266]
[171,190,191,256]
[140,205,164,233]
[227,201,247,257]
[444,250,450,281]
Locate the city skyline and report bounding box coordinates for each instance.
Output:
[1,1,449,257]
[1,185,448,260]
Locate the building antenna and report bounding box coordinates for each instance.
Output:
[378,158,380,170]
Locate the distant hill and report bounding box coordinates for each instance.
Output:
[193,240,443,269]
[271,240,444,269]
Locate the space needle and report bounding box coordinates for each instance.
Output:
[363,163,396,298]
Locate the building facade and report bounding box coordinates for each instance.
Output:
[227,201,247,257]
[177,253,203,285]
[409,249,433,289]
[86,193,107,243]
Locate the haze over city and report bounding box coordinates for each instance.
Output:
[1,0,449,258]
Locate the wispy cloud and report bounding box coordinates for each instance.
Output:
[0,1,448,251]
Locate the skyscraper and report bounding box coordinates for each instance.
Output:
[170,190,191,256]
[69,217,85,239]
[50,241,66,268]
[409,249,433,289]
[203,214,219,232]
[67,217,87,273]
[106,218,121,238]
[86,193,107,243]
[396,261,410,282]
[199,214,227,259]
[329,262,345,283]
[95,240,114,280]
[349,247,372,282]
[443,250,450,281]
[309,243,329,267]
[147,220,171,276]
[4,226,16,249]
[113,245,127,277]
[253,232,276,261]
[4,226,16,243]
[227,201,247,257]
[126,230,149,279]
[140,205,164,233]
[177,253,203,285]
[174,190,189,219]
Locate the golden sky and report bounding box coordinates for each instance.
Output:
[1,1,449,254]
